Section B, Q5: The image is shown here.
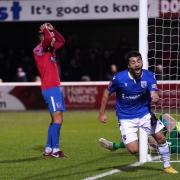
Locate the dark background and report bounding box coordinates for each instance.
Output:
[0,19,138,82]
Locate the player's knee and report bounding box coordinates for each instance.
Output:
[128,148,138,154]
[127,146,139,154]
[153,131,166,144]
[53,118,63,124]
[157,138,166,144]
[52,111,63,123]
[126,140,139,154]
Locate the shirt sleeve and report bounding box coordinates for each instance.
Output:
[53,29,65,50]
[42,28,53,49]
[107,75,118,94]
[148,72,158,92]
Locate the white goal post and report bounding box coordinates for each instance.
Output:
[139,0,149,163]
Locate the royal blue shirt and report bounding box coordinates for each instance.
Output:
[107,69,158,120]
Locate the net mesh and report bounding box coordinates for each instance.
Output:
[148,0,180,162]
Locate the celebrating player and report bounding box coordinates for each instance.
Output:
[98,51,178,174]
[33,23,66,158]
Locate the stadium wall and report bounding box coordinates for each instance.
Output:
[0,82,114,111]
[0,81,179,111]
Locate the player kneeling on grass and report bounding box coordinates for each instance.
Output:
[99,113,180,154]
[98,51,178,174]
[33,23,66,158]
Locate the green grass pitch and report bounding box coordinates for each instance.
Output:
[0,110,180,179]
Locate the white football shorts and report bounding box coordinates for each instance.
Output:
[118,113,164,145]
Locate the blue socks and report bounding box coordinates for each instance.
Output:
[46,123,61,149]
[46,124,52,148]
[51,123,61,149]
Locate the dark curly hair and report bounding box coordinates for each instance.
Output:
[125,51,142,65]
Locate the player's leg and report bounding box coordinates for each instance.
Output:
[119,119,139,154]
[42,86,66,158]
[51,87,66,158]
[123,137,139,154]
[142,113,178,174]
[148,136,158,150]
[99,138,125,151]
[43,122,53,156]
[50,111,66,158]
[153,130,177,173]
[153,131,170,166]
[99,138,114,151]
[42,88,53,156]
[113,141,125,149]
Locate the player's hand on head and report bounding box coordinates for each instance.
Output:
[40,23,47,32]
[98,114,107,123]
[46,23,54,31]
[39,25,44,32]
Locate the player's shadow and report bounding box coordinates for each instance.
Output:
[101,164,163,179]
[0,145,45,163]
[0,156,42,163]
[98,163,162,173]
[21,161,162,180]
[33,145,44,152]
[20,154,115,180]
[25,169,100,180]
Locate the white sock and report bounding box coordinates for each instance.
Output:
[45,147,52,153]
[53,148,60,153]
[158,142,170,168]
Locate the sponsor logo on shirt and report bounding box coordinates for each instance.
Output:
[122,93,141,100]
[141,81,147,88]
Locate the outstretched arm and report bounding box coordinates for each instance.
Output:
[98,89,110,123]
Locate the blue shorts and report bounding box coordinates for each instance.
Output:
[42,86,66,113]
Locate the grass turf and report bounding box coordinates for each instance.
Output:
[0,110,180,180]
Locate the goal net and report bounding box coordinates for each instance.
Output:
[148,0,180,162]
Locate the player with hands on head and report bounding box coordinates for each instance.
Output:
[98,50,178,174]
[33,22,66,158]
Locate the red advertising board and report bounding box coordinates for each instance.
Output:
[160,0,180,18]
[63,85,115,109]
[0,82,179,110]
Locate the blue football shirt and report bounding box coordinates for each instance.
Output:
[107,69,158,120]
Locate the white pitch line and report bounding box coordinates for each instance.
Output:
[83,156,160,180]
[83,161,141,180]
[83,169,121,180]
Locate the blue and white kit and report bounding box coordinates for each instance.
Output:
[108,69,158,120]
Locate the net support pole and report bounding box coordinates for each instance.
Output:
[139,0,148,163]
